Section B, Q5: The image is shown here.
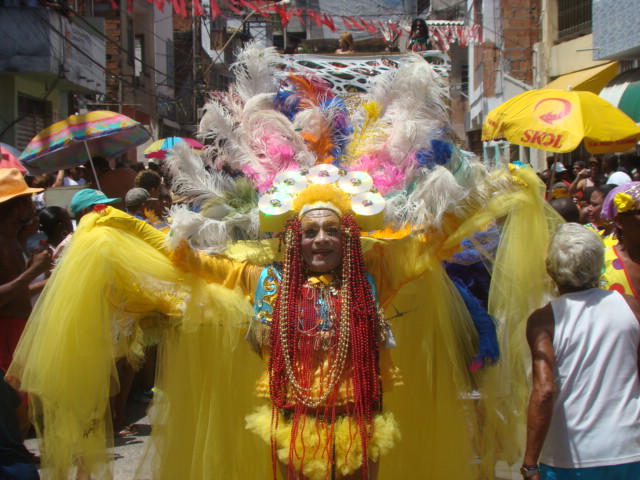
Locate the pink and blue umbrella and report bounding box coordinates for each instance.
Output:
[144,137,204,160]
[19,110,151,175]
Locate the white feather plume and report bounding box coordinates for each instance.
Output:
[231,42,281,102]
[167,205,262,253]
[164,143,234,207]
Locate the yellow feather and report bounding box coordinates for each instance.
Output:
[345,100,389,161]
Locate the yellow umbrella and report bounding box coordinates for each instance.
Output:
[482,89,640,153]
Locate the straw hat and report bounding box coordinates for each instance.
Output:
[0,168,43,204]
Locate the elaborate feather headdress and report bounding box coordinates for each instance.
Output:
[166,42,491,252]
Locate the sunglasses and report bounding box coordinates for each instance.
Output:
[619,209,640,216]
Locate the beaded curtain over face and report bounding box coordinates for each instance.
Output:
[269,213,380,479]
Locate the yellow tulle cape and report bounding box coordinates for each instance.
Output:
[8,165,562,479]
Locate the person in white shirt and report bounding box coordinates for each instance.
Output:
[522,223,640,480]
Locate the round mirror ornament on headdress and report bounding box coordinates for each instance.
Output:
[258,167,385,232]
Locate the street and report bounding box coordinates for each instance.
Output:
[23,397,523,480]
[24,400,152,480]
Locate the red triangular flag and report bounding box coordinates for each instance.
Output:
[293,8,305,26]
[350,17,364,31]
[221,0,242,14]
[322,14,336,32]
[210,0,221,20]
[154,0,165,12]
[274,4,293,28]
[193,0,205,16]
[127,0,133,13]
[361,19,378,35]
[342,17,353,30]
[307,9,322,27]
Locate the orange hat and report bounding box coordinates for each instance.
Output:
[0,168,43,204]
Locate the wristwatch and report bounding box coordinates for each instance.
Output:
[520,464,540,478]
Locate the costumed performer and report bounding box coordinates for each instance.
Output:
[600,182,640,300]
[7,44,561,480]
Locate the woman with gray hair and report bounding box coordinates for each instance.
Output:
[545,223,604,291]
[522,223,640,480]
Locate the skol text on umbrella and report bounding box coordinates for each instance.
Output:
[520,130,564,149]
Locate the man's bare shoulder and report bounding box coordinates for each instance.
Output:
[526,303,554,345]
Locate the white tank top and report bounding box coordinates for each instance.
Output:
[540,288,640,468]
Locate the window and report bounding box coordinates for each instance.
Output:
[127,19,134,66]
[558,0,591,40]
[166,39,175,88]
[134,35,144,78]
[16,95,50,151]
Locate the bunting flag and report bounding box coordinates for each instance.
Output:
[360,19,378,36]
[322,13,336,32]
[274,3,293,28]
[193,0,205,16]
[221,0,242,15]
[102,0,482,51]
[307,9,323,27]
[210,0,221,20]
[293,8,305,26]
[167,0,180,15]
[349,16,365,31]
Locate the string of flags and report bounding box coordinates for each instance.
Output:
[104,0,482,50]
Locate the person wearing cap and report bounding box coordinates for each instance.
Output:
[125,187,157,220]
[51,188,122,260]
[0,168,49,479]
[70,188,121,222]
[0,169,52,372]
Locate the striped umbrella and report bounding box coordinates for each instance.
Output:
[144,137,205,160]
[19,111,151,179]
[0,142,26,174]
[600,67,640,125]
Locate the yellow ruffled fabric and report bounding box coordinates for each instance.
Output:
[7,208,254,480]
[246,404,400,479]
[7,165,560,480]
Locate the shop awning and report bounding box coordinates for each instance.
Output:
[544,62,619,94]
[600,67,640,124]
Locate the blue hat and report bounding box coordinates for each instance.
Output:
[70,189,120,214]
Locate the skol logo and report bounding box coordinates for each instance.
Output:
[520,130,565,148]
[534,98,572,125]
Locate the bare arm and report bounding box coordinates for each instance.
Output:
[0,249,51,308]
[51,170,65,188]
[568,169,587,195]
[523,304,556,477]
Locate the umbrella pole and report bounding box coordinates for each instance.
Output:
[548,157,558,197]
[84,140,103,191]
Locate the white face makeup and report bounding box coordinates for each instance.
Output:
[300,209,343,273]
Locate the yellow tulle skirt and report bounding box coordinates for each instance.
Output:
[7,165,562,480]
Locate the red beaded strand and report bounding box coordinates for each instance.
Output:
[340,214,380,478]
[268,214,381,480]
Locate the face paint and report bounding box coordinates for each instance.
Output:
[300,209,343,273]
